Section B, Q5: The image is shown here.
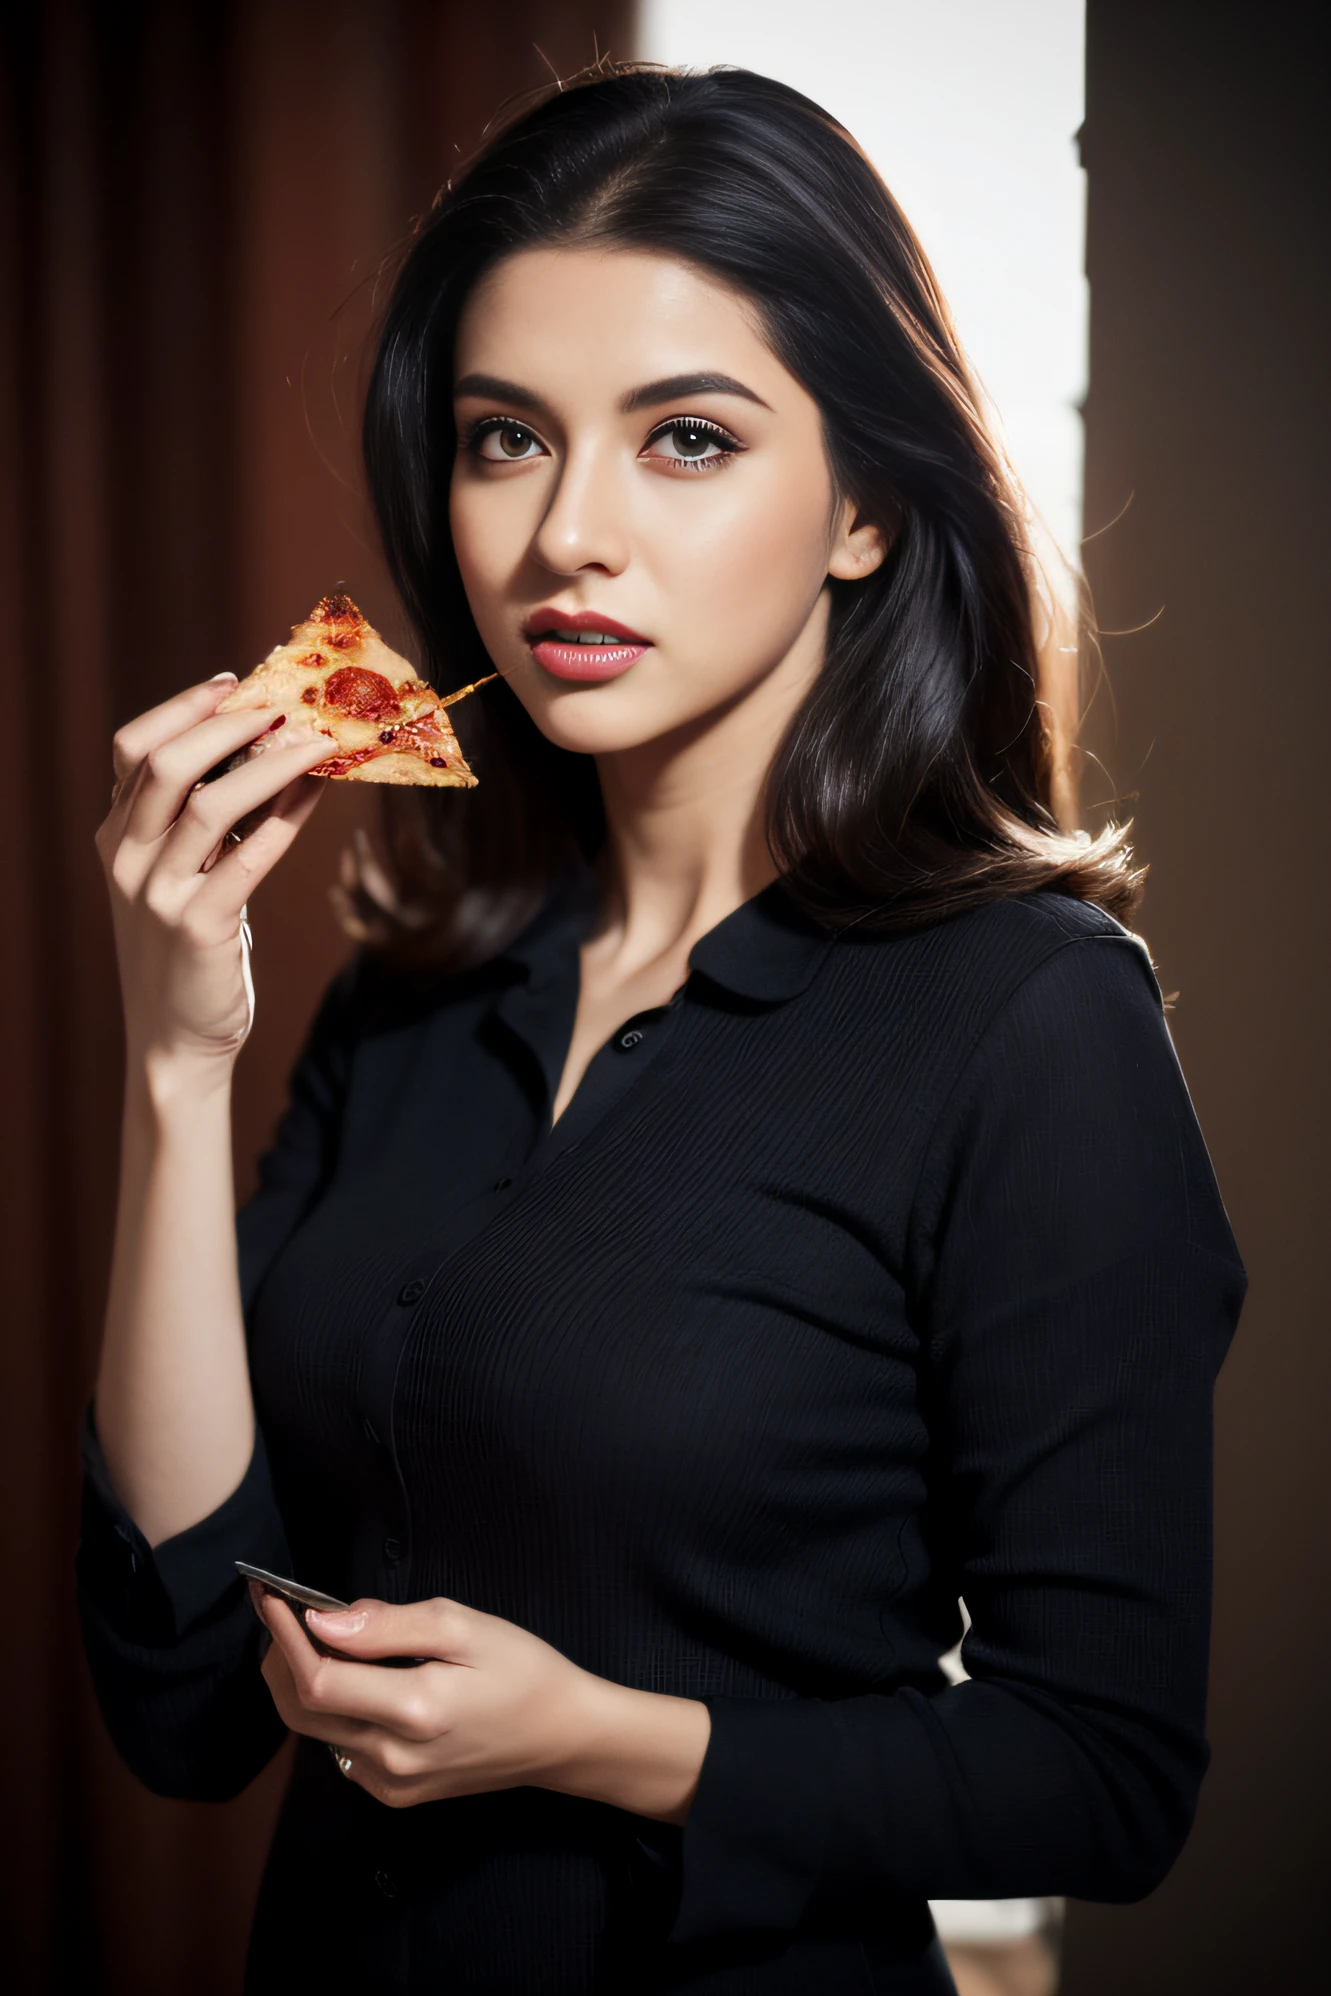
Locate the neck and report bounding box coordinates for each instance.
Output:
[589,601,825,971]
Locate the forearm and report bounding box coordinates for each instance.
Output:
[550,1675,711,1825]
[94,1051,255,1548]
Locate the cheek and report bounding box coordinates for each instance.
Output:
[446,453,835,755]
[645,464,833,685]
[448,478,525,642]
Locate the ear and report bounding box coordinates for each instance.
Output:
[827,495,891,583]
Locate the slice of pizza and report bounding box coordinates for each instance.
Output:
[216,594,481,786]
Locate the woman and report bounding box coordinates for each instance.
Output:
[77,63,1246,1995]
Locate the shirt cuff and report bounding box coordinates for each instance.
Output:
[77,1401,291,1642]
[666,1696,836,1944]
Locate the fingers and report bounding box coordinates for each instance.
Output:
[180,774,324,939]
[152,740,328,883]
[111,673,240,782]
[123,706,320,847]
[258,1613,376,1749]
[200,763,324,874]
[306,1596,473,1669]
[259,1595,448,1741]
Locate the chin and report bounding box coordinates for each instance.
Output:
[526,701,684,758]
[512,672,704,758]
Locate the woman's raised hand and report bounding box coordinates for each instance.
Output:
[97,673,330,1071]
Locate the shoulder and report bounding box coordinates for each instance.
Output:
[889,900,1243,1282]
[821,888,1163,1059]
[948,891,1166,1034]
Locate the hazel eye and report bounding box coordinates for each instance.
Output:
[645,418,740,470]
[470,420,545,462]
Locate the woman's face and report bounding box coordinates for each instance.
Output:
[449,245,884,759]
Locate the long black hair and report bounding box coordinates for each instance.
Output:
[349,60,1138,968]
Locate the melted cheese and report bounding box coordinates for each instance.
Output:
[217,595,477,787]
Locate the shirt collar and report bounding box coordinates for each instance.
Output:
[687,882,833,1003]
[497,865,833,1008]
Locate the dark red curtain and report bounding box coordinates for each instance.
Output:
[0,5,634,1989]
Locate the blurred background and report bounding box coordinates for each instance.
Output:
[2,2,1326,1990]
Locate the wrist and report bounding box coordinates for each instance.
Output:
[127,1041,237,1117]
[545,1670,711,1825]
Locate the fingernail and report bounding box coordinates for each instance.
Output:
[262,713,288,734]
[306,1608,368,1635]
[209,671,239,684]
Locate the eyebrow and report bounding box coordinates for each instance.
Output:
[453,370,772,414]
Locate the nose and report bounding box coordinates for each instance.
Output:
[530,438,630,578]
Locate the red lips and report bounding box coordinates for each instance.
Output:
[523,606,653,684]
[522,607,652,644]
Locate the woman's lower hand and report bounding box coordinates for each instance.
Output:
[97,673,331,1073]
[254,1586,711,1824]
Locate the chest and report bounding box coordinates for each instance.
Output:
[550,936,693,1124]
[247,984,942,1602]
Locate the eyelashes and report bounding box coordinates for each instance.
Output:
[458,413,745,472]
[457,417,540,460]
[646,417,744,469]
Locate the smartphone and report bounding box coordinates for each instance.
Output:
[236,1561,428,1667]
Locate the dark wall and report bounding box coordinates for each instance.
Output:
[1066,4,1330,1990]
[0,6,633,1990]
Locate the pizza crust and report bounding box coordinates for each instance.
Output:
[217,595,478,787]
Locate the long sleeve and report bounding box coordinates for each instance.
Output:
[74,956,363,1800]
[669,930,1246,1941]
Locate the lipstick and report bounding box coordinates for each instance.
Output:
[523,608,652,684]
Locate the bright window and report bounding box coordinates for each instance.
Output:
[636,0,1088,565]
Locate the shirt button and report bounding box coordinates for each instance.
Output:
[383,1536,405,1563]
[397,1278,426,1306]
[619,1028,644,1049]
[374,1868,398,1899]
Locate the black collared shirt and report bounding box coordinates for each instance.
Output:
[75,876,1245,1995]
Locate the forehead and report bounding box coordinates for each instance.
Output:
[452,244,780,394]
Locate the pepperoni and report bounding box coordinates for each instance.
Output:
[321,666,402,723]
